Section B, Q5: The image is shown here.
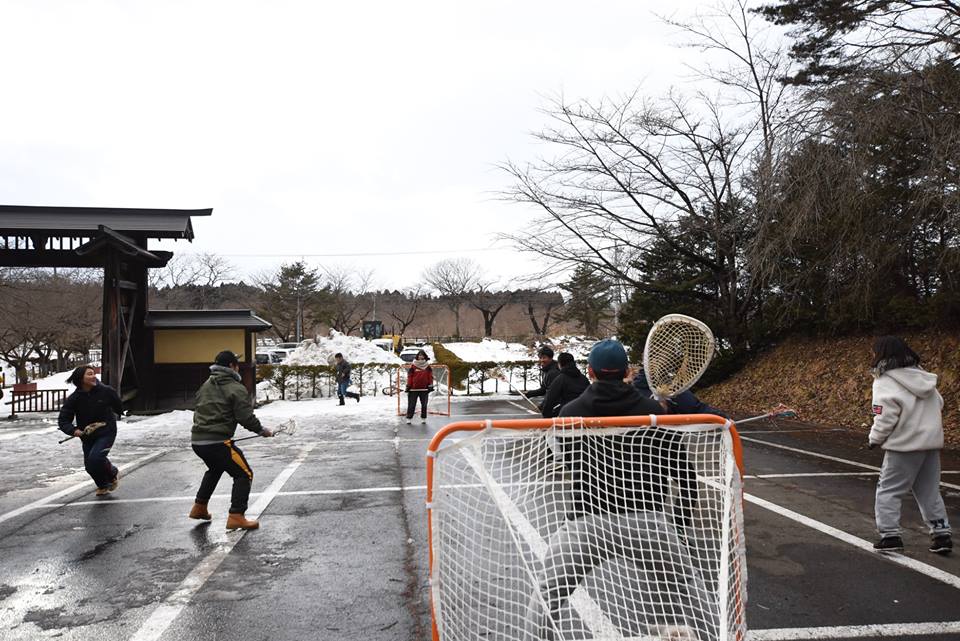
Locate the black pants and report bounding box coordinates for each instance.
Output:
[192,441,254,514]
[406,390,429,419]
[82,429,118,488]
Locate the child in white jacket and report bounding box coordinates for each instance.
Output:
[868,336,951,555]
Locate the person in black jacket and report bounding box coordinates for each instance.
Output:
[58,365,123,497]
[633,369,728,418]
[527,339,711,640]
[540,352,589,418]
[517,346,560,409]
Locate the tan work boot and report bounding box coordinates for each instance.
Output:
[189,502,212,520]
[95,487,110,497]
[108,474,120,493]
[225,513,259,530]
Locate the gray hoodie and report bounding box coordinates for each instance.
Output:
[868,366,944,451]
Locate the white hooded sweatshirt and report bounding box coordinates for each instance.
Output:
[868,366,944,451]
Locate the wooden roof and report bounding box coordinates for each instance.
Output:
[0,205,212,240]
[145,309,272,331]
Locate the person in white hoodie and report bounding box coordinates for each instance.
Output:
[868,336,951,555]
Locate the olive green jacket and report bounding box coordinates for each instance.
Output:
[192,366,264,443]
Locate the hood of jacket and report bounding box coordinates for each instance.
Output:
[882,366,939,399]
[209,364,241,382]
[559,362,586,379]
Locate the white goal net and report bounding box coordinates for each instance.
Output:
[396,364,452,416]
[427,416,745,641]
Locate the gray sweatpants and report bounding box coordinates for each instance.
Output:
[876,449,951,538]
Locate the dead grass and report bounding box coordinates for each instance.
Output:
[701,331,960,448]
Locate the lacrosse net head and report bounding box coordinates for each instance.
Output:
[643,314,716,401]
[81,422,107,437]
[275,418,297,436]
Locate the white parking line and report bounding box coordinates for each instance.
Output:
[741,436,960,491]
[746,492,960,590]
[0,450,169,526]
[746,620,960,639]
[128,442,317,641]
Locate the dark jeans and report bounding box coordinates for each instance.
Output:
[82,429,118,488]
[192,441,254,514]
[406,390,430,419]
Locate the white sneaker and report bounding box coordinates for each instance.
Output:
[405,419,412,424]
[420,418,427,424]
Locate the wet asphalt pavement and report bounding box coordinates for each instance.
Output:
[1,399,960,641]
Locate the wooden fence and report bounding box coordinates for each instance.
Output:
[8,389,68,415]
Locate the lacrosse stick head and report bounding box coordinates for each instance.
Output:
[82,421,107,437]
[642,314,716,400]
[275,419,297,436]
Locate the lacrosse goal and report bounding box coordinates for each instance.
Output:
[395,364,452,417]
[426,415,745,641]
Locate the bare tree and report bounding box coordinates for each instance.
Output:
[466,281,515,338]
[422,258,481,339]
[388,287,426,336]
[323,265,376,335]
[515,287,564,338]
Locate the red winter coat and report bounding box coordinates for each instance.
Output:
[407,365,433,391]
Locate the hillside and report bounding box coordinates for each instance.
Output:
[701,332,960,448]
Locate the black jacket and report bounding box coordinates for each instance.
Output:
[633,373,727,418]
[526,360,560,398]
[58,382,123,437]
[557,380,696,527]
[541,362,590,418]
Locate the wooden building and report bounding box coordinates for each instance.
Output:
[143,309,271,409]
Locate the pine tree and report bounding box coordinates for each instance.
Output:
[559,266,613,337]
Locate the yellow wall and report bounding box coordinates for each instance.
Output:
[154,329,246,364]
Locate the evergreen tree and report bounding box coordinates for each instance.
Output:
[559,266,614,337]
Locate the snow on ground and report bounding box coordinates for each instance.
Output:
[537,335,600,360]
[1,367,73,410]
[284,329,402,366]
[443,338,533,362]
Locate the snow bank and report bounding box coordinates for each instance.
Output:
[284,330,403,366]
[442,338,533,362]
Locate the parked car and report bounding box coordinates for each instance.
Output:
[255,352,271,365]
[399,345,434,363]
[276,342,300,350]
[269,349,293,363]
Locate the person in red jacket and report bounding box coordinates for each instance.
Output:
[405,350,434,424]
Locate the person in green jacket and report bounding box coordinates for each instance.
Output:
[189,350,273,530]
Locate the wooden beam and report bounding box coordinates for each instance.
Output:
[0,249,172,268]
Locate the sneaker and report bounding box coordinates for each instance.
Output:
[420,418,427,424]
[873,535,904,552]
[95,487,110,497]
[108,475,120,493]
[405,419,412,425]
[930,535,953,555]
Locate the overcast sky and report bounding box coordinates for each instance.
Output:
[0,0,733,290]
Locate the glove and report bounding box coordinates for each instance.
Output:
[404,387,410,393]
[867,441,877,450]
[260,428,274,437]
[427,386,435,393]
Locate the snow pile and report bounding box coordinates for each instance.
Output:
[442,338,533,362]
[284,330,403,366]
[1,367,73,409]
[536,335,607,360]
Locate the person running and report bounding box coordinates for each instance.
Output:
[405,349,433,425]
[526,339,710,640]
[540,352,589,418]
[58,365,123,496]
[868,336,952,555]
[190,350,273,530]
[334,353,361,405]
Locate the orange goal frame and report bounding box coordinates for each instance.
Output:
[395,364,452,416]
[425,414,745,641]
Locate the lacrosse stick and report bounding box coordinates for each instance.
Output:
[488,367,540,412]
[643,314,716,401]
[232,418,298,442]
[58,421,107,444]
[736,404,798,425]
